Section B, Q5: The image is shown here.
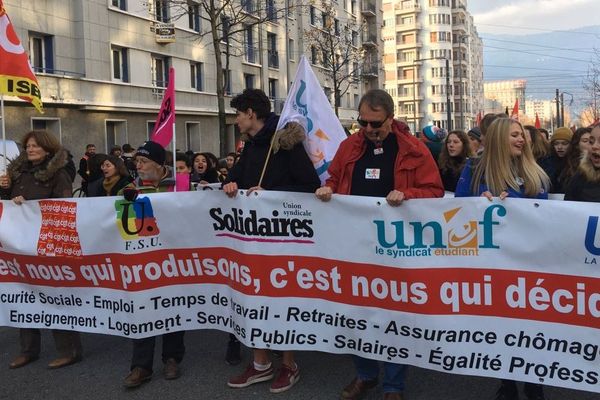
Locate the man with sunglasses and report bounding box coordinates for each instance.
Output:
[315,89,443,400]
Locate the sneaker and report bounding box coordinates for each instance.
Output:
[495,380,519,400]
[269,364,300,393]
[225,338,242,366]
[523,383,545,400]
[163,358,180,380]
[123,367,152,388]
[227,363,274,388]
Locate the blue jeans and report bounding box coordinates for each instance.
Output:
[352,356,407,393]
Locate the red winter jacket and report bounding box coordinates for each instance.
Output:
[325,120,444,199]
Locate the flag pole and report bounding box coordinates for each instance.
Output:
[172,122,177,192]
[1,94,7,173]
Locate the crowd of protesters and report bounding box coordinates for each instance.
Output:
[1,88,600,400]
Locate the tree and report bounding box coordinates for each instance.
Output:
[581,48,600,126]
[303,0,367,116]
[165,0,296,156]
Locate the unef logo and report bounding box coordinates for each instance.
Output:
[373,205,506,259]
[114,197,161,251]
[584,216,600,264]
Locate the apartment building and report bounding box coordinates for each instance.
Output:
[382,0,483,132]
[484,79,526,115]
[1,0,382,156]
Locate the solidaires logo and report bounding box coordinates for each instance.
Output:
[114,197,160,240]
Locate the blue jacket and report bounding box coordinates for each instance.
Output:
[455,159,548,199]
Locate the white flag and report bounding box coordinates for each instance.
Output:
[276,56,347,184]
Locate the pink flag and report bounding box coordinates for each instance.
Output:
[150,67,175,147]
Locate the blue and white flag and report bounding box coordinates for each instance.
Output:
[277,56,347,184]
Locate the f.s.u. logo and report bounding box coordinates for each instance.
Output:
[114,197,160,240]
[585,216,600,256]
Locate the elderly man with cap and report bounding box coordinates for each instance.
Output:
[121,140,187,388]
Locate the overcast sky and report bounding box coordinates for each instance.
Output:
[469,0,600,35]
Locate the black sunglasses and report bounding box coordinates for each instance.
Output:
[357,117,387,129]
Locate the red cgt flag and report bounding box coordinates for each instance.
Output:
[0,0,43,113]
[511,99,519,121]
[476,111,482,127]
[534,113,541,129]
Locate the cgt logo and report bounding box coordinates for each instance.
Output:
[373,205,506,258]
[114,198,161,250]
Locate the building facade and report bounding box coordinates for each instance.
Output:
[484,79,526,115]
[1,0,382,157]
[382,0,483,133]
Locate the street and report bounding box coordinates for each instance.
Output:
[0,328,597,400]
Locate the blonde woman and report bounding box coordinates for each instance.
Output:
[455,117,550,200]
[454,118,549,400]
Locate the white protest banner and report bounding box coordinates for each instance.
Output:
[0,192,599,393]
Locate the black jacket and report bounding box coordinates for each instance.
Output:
[564,172,600,202]
[227,113,320,193]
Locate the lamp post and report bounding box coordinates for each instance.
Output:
[412,57,448,133]
[561,91,573,127]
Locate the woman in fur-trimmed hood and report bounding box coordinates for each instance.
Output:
[0,130,72,202]
[565,125,600,202]
[0,130,82,370]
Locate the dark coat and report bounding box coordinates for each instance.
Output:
[1,148,72,200]
[87,175,132,197]
[227,113,320,193]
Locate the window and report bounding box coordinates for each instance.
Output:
[31,118,61,142]
[111,46,128,82]
[351,31,358,47]
[190,62,203,91]
[244,25,256,63]
[244,74,255,89]
[321,11,328,29]
[223,69,231,95]
[350,0,356,14]
[268,78,277,99]
[310,46,318,65]
[111,0,127,11]
[28,33,54,74]
[186,122,201,151]
[310,6,316,25]
[266,0,276,21]
[151,55,170,87]
[220,16,230,42]
[288,38,295,61]
[105,120,127,152]
[146,121,155,140]
[267,33,278,68]
[154,0,169,22]
[241,0,255,13]
[334,19,340,36]
[188,3,200,32]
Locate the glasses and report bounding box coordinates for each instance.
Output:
[357,117,387,129]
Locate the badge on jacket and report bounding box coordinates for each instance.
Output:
[365,168,380,179]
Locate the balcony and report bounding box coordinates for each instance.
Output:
[268,50,279,69]
[395,2,421,14]
[361,0,376,17]
[396,22,421,32]
[397,41,422,49]
[362,63,379,78]
[244,45,258,64]
[362,31,377,47]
